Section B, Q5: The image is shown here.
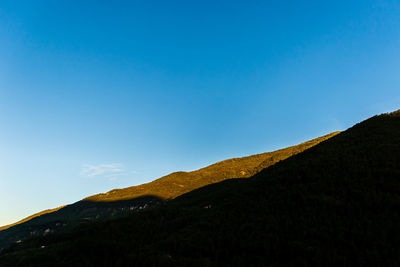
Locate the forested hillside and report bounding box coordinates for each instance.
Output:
[1,111,399,266]
[0,132,338,252]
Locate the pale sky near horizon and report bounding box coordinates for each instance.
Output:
[1,0,400,226]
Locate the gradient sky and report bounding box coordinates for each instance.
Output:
[1,0,400,226]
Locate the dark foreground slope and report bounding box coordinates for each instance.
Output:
[0,207,65,232]
[2,111,400,266]
[0,133,337,250]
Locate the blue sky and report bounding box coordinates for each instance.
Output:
[1,0,400,226]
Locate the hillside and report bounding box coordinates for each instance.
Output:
[0,132,338,251]
[86,131,339,202]
[1,111,399,266]
[0,207,65,232]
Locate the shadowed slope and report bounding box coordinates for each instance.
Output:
[1,111,399,266]
[0,132,338,251]
[0,196,164,252]
[0,207,65,232]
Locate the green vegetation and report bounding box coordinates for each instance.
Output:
[2,110,400,266]
[0,132,337,251]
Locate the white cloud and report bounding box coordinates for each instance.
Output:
[80,163,126,179]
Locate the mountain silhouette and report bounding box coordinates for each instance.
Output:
[0,132,338,251]
[2,110,400,266]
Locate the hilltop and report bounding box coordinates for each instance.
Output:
[86,131,339,202]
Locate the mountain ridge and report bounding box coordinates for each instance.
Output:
[0,132,339,250]
[0,207,65,232]
[1,110,399,265]
[86,131,340,202]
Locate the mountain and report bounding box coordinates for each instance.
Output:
[1,110,400,266]
[86,131,340,202]
[0,207,65,232]
[0,132,339,251]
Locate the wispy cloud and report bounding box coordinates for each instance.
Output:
[80,163,127,180]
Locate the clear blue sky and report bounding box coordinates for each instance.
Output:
[1,0,400,226]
